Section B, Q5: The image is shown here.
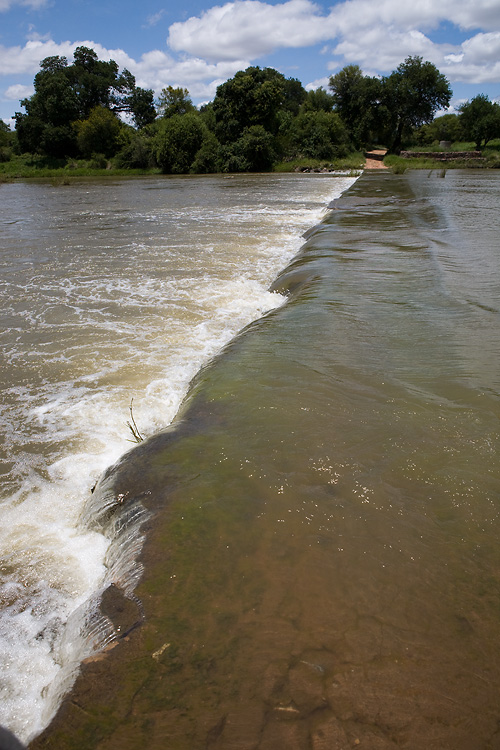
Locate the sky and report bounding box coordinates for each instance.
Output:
[1,0,500,125]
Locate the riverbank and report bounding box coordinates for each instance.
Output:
[0,153,366,181]
[30,170,500,750]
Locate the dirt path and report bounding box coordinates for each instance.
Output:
[364,149,388,169]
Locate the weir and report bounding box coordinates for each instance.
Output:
[31,171,500,750]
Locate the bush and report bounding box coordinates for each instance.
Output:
[190,132,220,173]
[75,106,123,158]
[290,111,349,159]
[115,133,156,169]
[154,113,207,173]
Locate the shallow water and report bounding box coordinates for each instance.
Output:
[0,172,356,742]
[34,170,500,749]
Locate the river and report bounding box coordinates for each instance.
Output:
[0,172,357,743]
[29,168,500,750]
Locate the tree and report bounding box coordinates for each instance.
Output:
[154,112,207,173]
[224,125,276,172]
[0,120,13,161]
[75,106,124,158]
[414,113,463,145]
[303,87,335,113]
[382,56,451,152]
[291,110,349,159]
[329,65,384,148]
[212,67,306,144]
[459,95,500,149]
[157,86,194,118]
[15,46,156,157]
[124,87,156,129]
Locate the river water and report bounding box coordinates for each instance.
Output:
[27,168,499,750]
[0,172,357,742]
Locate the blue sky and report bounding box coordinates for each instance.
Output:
[1,0,500,125]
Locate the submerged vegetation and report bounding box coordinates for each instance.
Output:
[1,48,500,178]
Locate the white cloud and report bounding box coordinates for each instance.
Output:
[440,32,500,82]
[0,40,90,75]
[0,38,249,106]
[1,0,500,120]
[168,0,335,61]
[333,26,443,71]
[4,83,34,99]
[0,0,47,10]
[143,9,167,29]
[332,0,500,35]
[165,0,500,85]
[304,76,330,91]
[460,31,500,64]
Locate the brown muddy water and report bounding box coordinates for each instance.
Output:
[26,170,500,749]
[0,172,355,742]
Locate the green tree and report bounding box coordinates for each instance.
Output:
[329,64,383,148]
[303,87,335,113]
[414,113,463,145]
[459,95,500,149]
[75,105,124,158]
[0,120,13,161]
[15,55,80,155]
[126,87,156,129]
[291,110,349,159]
[212,67,306,144]
[158,86,194,118]
[69,46,120,117]
[15,46,155,157]
[154,112,207,173]
[225,125,275,172]
[190,131,220,173]
[382,56,452,152]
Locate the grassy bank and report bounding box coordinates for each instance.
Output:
[0,153,162,180]
[0,151,367,181]
[385,138,500,172]
[2,143,499,181]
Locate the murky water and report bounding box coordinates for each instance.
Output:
[34,170,500,749]
[0,172,356,743]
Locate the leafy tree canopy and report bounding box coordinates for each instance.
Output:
[154,112,208,173]
[158,86,194,118]
[329,57,451,151]
[15,46,155,157]
[459,94,500,149]
[329,65,384,148]
[291,110,349,159]
[382,56,452,152]
[302,87,336,113]
[212,67,306,144]
[414,113,463,145]
[75,105,124,158]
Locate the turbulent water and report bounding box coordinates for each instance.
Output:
[0,172,357,742]
[57,168,499,750]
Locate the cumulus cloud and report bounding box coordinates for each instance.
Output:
[332,26,445,72]
[166,0,500,85]
[4,83,34,99]
[0,38,249,106]
[1,0,500,119]
[331,0,500,35]
[0,40,115,76]
[168,0,335,61]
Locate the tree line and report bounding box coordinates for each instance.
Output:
[3,48,499,173]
